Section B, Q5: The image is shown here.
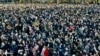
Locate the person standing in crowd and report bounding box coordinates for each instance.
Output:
[0,5,100,56]
[44,46,50,56]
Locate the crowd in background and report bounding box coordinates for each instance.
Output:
[0,5,100,56]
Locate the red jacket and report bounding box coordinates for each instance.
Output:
[69,26,74,32]
[44,48,50,56]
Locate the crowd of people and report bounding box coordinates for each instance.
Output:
[0,5,100,56]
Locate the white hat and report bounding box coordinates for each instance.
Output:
[72,54,76,56]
